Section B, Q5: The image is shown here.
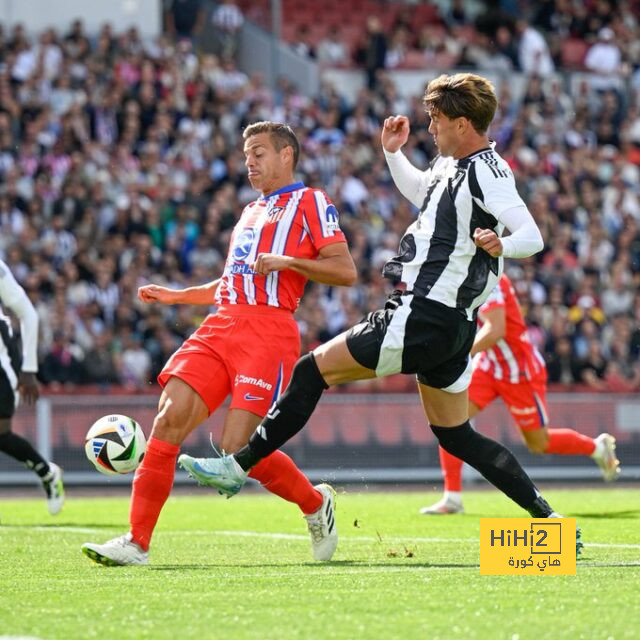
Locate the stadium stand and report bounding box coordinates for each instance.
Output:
[0,0,640,396]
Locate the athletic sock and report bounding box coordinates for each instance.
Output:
[249,450,323,514]
[129,436,179,551]
[431,422,554,517]
[443,490,462,504]
[439,445,463,493]
[0,432,51,478]
[235,353,328,472]
[544,428,596,456]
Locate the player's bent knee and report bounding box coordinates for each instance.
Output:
[150,412,189,445]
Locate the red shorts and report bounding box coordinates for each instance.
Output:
[158,305,300,417]
[469,367,549,431]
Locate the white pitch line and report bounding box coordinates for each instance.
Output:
[5,527,640,550]
[182,530,640,550]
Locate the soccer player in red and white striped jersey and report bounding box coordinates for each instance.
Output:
[82,122,356,565]
[422,273,620,515]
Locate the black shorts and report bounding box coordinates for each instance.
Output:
[0,323,21,419]
[0,364,18,419]
[345,292,476,392]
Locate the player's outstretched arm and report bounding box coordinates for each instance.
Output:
[138,279,221,305]
[382,115,430,208]
[252,243,357,286]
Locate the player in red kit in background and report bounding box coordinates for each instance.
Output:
[82,122,356,565]
[422,273,620,515]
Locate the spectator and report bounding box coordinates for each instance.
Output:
[118,331,152,388]
[291,25,316,60]
[358,16,387,90]
[515,19,555,76]
[546,336,580,385]
[575,338,608,389]
[585,27,624,88]
[83,329,121,385]
[211,0,244,59]
[317,26,350,66]
[166,0,204,42]
[40,329,85,387]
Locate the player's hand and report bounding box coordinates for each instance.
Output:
[474,228,503,257]
[381,115,410,153]
[138,284,178,304]
[18,372,39,405]
[251,253,293,275]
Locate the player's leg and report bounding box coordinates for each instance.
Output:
[219,408,323,515]
[179,330,376,496]
[421,368,497,515]
[128,376,210,548]
[0,369,64,515]
[82,376,212,566]
[419,383,560,518]
[233,332,375,472]
[420,402,481,515]
[216,409,336,560]
[512,382,619,480]
[82,321,233,565]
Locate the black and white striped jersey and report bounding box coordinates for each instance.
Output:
[383,146,527,321]
[0,259,39,384]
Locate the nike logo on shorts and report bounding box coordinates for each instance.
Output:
[244,393,264,401]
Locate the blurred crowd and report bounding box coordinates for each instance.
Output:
[1,5,640,392]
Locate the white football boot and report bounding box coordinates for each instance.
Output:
[178,453,248,497]
[420,494,464,515]
[304,484,338,561]
[591,433,620,482]
[82,533,149,566]
[42,462,65,515]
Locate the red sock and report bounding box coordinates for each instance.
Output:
[439,445,463,492]
[249,450,322,515]
[129,436,179,551]
[544,429,596,456]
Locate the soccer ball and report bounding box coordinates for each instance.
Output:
[85,414,147,475]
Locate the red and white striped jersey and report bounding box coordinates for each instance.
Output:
[215,182,346,312]
[474,274,546,383]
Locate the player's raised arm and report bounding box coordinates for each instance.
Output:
[381,115,431,209]
[138,279,221,305]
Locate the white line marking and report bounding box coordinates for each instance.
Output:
[5,527,640,550]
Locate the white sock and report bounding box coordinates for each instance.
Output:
[590,437,604,460]
[443,490,462,504]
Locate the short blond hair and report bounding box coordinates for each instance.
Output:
[423,73,498,134]
[243,121,300,168]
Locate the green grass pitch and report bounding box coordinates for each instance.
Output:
[1,487,638,640]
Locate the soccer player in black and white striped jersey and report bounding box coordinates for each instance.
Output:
[0,259,64,514]
[180,74,577,543]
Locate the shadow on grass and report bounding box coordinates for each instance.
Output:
[569,509,640,519]
[149,561,480,571]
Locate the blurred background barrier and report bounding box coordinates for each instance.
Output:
[2,392,638,485]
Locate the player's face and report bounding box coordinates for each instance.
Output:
[243,133,290,195]
[427,111,466,158]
